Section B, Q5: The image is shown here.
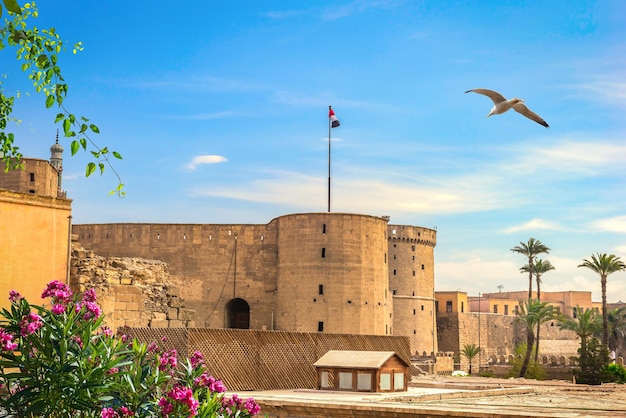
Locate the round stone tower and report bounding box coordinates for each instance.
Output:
[388,225,437,356]
[274,212,391,335]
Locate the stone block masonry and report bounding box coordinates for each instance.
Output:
[69,235,195,331]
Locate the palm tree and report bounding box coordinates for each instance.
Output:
[515,299,556,377]
[559,306,602,365]
[520,259,555,362]
[460,344,481,375]
[511,238,551,301]
[606,307,626,358]
[578,253,626,347]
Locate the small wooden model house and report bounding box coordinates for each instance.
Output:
[313,350,409,392]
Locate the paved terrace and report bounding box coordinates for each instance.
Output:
[237,377,626,417]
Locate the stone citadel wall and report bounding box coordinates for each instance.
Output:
[70,236,195,331]
[73,213,438,355]
[437,312,579,372]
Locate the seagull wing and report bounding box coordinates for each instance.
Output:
[465,88,507,104]
[512,102,549,128]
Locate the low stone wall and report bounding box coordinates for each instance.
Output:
[484,364,575,381]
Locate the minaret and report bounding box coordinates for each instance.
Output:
[50,130,64,193]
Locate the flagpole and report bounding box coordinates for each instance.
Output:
[328,105,332,213]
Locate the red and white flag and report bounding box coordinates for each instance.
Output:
[329,107,340,128]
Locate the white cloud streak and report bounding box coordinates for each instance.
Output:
[185,155,228,171]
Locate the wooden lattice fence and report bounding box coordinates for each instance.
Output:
[118,327,411,391]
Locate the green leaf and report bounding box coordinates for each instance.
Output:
[45,94,54,108]
[79,138,87,149]
[3,0,22,14]
[89,124,100,134]
[86,162,96,177]
[70,140,79,156]
[99,163,105,174]
[112,151,123,160]
[63,118,71,135]
[55,113,64,123]
[79,123,87,133]
[36,54,48,68]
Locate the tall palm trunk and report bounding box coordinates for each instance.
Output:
[534,280,542,363]
[520,329,535,377]
[602,275,608,347]
[527,262,533,301]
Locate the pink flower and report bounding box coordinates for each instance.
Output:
[101,407,116,418]
[167,386,198,416]
[190,350,204,368]
[147,341,159,353]
[158,349,178,371]
[72,335,84,349]
[106,367,119,375]
[41,280,73,303]
[194,372,210,387]
[9,290,22,303]
[83,301,101,320]
[19,313,43,336]
[209,378,226,394]
[119,406,134,416]
[245,398,261,415]
[0,330,18,351]
[82,288,97,302]
[100,326,113,337]
[52,304,66,315]
[158,398,173,415]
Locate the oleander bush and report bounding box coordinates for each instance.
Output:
[0,281,260,417]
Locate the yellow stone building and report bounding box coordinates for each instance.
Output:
[0,138,72,310]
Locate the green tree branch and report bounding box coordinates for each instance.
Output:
[0,0,124,196]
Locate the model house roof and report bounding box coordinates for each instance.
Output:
[313,350,406,369]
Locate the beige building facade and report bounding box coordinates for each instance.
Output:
[0,146,71,311]
[467,290,600,318]
[73,214,438,355]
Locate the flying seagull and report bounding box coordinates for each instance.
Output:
[465,88,549,128]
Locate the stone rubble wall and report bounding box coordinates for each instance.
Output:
[69,235,195,331]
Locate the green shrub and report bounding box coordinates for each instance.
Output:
[507,344,546,380]
[0,281,261,417]
[605,363,626,384]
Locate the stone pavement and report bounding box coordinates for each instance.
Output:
[235,378,626,417]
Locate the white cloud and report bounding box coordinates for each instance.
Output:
[185,155,228,171]
[570,76,626,106]
[591,216,626,233]
[502,219,563,234]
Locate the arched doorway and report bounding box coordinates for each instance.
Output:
[225,298,250,329]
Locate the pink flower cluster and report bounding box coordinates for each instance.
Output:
[19,313,43,337]
[194,372,226,394]
[41,280,73,304]
[101,406,134,417]
[220,394,261,416]
[0,330,18,351]
[159,349,178,371]
[190,350,204,368]
[9,290,22,304]
[80,301,102,320]
[222,394,261,416]
[168,386,199,416]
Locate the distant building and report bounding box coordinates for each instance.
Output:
[468,291,601,318]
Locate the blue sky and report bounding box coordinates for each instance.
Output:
[3,1,626,301]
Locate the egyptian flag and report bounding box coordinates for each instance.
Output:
[329,107,340,128]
